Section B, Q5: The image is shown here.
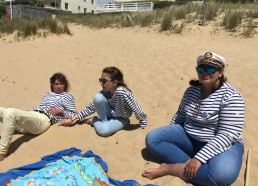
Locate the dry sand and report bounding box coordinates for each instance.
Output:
[0,23,258,186]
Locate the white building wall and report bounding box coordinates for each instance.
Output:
[61,0,96,13]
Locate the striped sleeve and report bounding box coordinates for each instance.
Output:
[76,90,109,121]
[124,92,148,128]
[62,94,77,118]
[194,93,245,163]
[33,92,77,124]
[76,102,96,121]
[170,89,188,125]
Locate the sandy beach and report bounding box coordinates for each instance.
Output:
[0,23,258,185]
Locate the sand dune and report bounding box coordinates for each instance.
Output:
[0,24,257,185]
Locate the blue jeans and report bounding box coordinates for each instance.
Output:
[92,93,129,137]
[145,124,244,186]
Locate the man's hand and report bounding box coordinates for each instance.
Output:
[183,158,201,180]
[48,108,64,115]
[58,118,73,127]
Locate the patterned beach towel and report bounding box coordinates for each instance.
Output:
[0,148,156,186]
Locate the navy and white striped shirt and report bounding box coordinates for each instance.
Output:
[31,92,77,124]
[170,82,245,163]
[77,86,148,127]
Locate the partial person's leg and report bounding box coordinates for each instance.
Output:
[1,107,28,134]
[92,117,129,137]
[19,111,51,134]
[145,124,193,163]
[189,142,244,186]
[142,124,194,180]
[142,163,187,180]
[0,107,7,160]
[93,93,112,121]
[0,107,7,123]
[14,126,29,134]
[0,108,50,156]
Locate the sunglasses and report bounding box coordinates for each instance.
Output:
[196,66,221,75]
[99,78,112,84]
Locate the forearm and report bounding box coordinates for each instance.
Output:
[77,102,96,121]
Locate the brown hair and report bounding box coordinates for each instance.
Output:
[103,67,131,91]
[189,74,227,87]
[50,72,70,92]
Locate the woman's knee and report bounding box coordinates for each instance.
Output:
[145,130,158,147]
[5,108,18,120]
[206,158,242,185]
[93,93,107,104]
[145,125,183,146]
[145,126,169,149]
[207,168,240,186]
[207,144,243,185]
[95,125,113,137]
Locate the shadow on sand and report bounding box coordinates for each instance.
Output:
[7,134,37,156]
[141,147,161,163]
[123,123,140,131]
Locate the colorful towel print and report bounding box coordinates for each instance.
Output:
[0,148,156,186]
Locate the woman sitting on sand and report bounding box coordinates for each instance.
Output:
[142,52,245,186]
[59,66,147,136]
[0,72,77,161]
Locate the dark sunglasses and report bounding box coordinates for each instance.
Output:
[99,78,112,84]
[196,66,221,75]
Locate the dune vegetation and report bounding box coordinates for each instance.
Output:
[0,1,258,39]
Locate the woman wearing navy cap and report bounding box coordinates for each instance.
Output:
[142,52,245,186]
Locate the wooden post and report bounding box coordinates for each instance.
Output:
[127,14,133,25]
[245,149,251,186]
[202,3,208,26]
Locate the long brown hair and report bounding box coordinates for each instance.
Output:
[103,67,131,91]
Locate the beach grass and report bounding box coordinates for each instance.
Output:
[1,2,258,38]
[53,2,258,36]
[0,17,71,38]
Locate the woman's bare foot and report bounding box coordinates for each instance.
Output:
[142,163,187,180]
[142,163,169,180]
[83,116,98,125]
[0,154,7,161]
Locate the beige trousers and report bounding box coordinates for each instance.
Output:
[0,107,51,155]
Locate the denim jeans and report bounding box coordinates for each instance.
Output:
[91,93,129,137]
[145,124,244,186]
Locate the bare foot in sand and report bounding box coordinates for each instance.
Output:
[83,116,98,125]
[142,163,169,180]
[142,163,186,180]
[0,154,7,161]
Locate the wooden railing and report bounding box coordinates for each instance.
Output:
[96,2,154,13]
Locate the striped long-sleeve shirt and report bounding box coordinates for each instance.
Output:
[170,81,245,163]
[31,92,77,124]
[77,86,148,127]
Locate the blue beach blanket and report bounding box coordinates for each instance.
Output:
[0,148,155,186]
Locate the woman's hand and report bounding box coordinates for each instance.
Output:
[183,158,201,180]
[58,118,73,127]
[48,108,64,115]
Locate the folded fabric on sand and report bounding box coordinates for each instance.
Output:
[0,148,155,186]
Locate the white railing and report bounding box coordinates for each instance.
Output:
[96,2,154,13]
[192,0,204,5]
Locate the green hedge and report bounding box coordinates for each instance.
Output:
[0,3,5,18]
